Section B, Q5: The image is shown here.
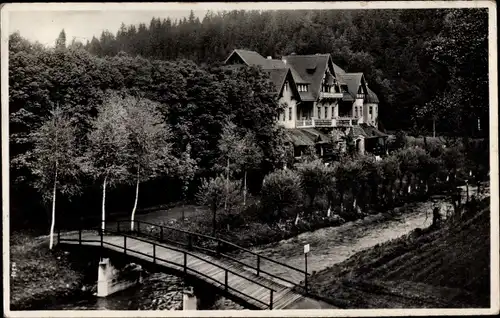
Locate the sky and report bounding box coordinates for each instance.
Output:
[5,2,491,47]
[8,9,208,47]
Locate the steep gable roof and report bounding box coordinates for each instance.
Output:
[338,73,365,99]
[224,49,267,66]
[224,49,288,70]
[331,63,379,103]
[225,50,378,104]
[282,54,333,101]
[332,63,347,76]
[224,49,301,99]
[288,66,307,84]
[264,59,287,69]
[267,68,288,91]
[267,68,299,97]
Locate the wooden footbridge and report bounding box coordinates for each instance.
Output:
[56,219,312,310]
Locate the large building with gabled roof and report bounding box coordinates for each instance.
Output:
[224,49,387,158]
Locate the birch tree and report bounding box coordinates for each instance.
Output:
[195,176,241,236]
[86,93,130,231]
[18,107,80,249]
[124,96,172,230]
[236,132,262,206]
[218,122,262,207]
[217,121,242,211]
[174,144,198,222]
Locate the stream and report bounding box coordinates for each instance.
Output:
[43,186,482,310]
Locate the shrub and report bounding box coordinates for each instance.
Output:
[394,130,408,149]
[440,146,465,185]
[296,159,330,210]
[260,169,302,223]
[195,175,241,235]
[416,149,442,192]
[359,156,383,207]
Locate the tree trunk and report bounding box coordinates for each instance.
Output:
[339,191,344,212]
[371,184,378,205]
[399,176,404,196]
[212,207,217,237]
[102,175,108,231]
[131,167,140,231]
[387,184,392,203]
[308,193,316,218]
[182,203,185,223]
[433,118,436,138]
[49,166,58,250]
[243,170,247,206]
[224,157,229,211]
[327,192,334,217]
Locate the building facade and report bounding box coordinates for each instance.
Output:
[224,49,387,158]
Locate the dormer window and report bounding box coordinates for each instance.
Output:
[357,86,365,98]
[297,84,309,92]
[321,73,336,93]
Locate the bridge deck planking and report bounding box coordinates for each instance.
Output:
[59,232,305,310]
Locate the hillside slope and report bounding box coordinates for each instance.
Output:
[308,198,491,308]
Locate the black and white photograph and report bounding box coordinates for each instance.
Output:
[2,2,498,316]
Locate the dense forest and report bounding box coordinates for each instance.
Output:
[9,8,490,231]
[70,9,489,133]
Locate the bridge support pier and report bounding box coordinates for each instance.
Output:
[182,286,197,310]
[97,258,143,297]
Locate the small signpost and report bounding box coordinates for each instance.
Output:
[304,244,310,293]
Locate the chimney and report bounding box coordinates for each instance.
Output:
[267,56,272,60]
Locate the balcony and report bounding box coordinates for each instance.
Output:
[295,117,358,128]
[315,119,335,127]
[319,92,344,99]
[296,119,315,128]
[336,117,358,127]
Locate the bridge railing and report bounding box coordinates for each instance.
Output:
[58,225,277,309]
[108,219,310,292]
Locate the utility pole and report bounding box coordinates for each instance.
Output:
[304,244,310,294]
